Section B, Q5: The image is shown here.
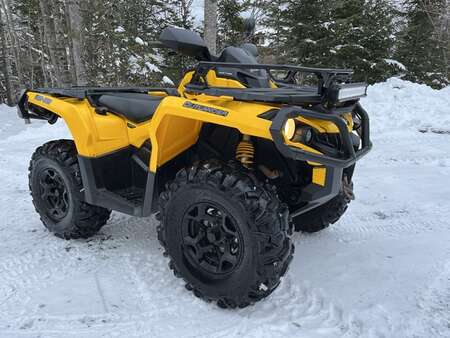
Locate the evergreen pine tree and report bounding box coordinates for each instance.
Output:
[395,0,449,88]
[283,0,333,66]
[360,0,400,81]
[269,0,396,83]
[327,0,396,82]
[161,0,195,84]
[83,0,170,86]
[9,0,44,88]
[259,0,290,63]
[217,0,245,51]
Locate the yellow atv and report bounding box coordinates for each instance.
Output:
[17,27,371,308]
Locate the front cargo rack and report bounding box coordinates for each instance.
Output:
[185,86,324,105]
[185,62,356,105]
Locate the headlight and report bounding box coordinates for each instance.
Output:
[338,86,367,101]
[329,83,368,103]
[292,126,313,144]
[282,119,296,140]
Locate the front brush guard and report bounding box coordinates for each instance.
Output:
[269,103,372,168]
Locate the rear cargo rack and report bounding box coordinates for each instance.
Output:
[28,86,179,99]
[17,87,179,122]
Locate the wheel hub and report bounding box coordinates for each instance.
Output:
[181,203,243,276]
[38,168,69,221]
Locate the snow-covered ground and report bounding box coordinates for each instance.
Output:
[0,78,449,338]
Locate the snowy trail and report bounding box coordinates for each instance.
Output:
[0,79,449,337]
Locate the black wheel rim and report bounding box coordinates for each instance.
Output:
[38,168,70,221]
[181,202,243,276]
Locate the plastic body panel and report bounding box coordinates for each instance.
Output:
[25,92,151,157]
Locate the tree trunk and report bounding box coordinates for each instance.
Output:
[65,3,77,84]
[26,7,35,88]
[0,0,24,87]
[38,22,49,87]
[65,0,87,85]
[204,0,218,55]
[52,1,71,86]
[38,0,59,85]
[443,0,449,80]
[0,8,13,105]
[38,0,71,87]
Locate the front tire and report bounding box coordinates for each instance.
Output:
[157,161,294,308]
[29,140,111,239]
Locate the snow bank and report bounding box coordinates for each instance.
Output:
[361,78,450,133]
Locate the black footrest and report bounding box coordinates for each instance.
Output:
[113,187,144,206]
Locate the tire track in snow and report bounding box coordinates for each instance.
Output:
[407,257,450,338]
[112,249,387,337]
[290,208,450,245]
[0,240,101,322]
[0,216,152,321]
[0,275,386,338]
[0,185,421,338]
[336,212,450,238]
[0,228,386,338]
[120,240,372,338]
[360,132,450,167]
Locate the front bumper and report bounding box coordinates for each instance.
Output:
[269,103,372,168]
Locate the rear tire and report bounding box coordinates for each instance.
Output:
[29,140,111,239]
[157,161,294,308]
[292,178,353,233]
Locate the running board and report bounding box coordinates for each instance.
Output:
[77,147,156,217]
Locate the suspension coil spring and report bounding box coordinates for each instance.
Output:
[236,135,254,168]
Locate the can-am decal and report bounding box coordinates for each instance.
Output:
[183,101,228,117]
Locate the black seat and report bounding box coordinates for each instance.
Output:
[98,92,163,123]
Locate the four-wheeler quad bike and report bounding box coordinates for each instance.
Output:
[17,27,371,308]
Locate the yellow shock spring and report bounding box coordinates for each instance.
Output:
[236,135,255,168]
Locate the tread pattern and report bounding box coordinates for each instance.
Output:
[157,161,294,308]
[29,140,111,239]
[293,179,353,233]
